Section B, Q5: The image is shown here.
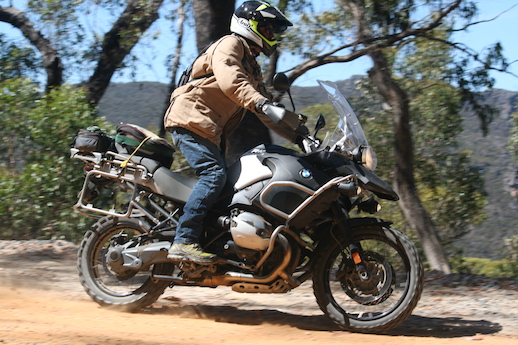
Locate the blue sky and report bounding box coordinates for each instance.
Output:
[1,0,517,91]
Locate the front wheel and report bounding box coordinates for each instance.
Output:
[312,224,423,333]
[77,216,173,311]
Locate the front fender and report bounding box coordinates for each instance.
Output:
[310,217,392,257]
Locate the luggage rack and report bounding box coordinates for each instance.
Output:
[70,148,152,219]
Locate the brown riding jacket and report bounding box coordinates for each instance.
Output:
[164,34,297,149]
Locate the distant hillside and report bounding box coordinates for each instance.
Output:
[98,79,518,260]
[456,89,518,259]
[98,82,170,131]
[97,77,364,129]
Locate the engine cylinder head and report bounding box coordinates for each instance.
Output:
[230,212,273,250]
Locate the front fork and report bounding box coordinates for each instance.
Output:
[331,203,370,281]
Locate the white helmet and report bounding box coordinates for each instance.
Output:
[230,1,292,57]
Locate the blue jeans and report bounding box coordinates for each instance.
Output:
[171,128,227,245]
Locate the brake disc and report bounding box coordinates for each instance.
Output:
[339,251,395,305]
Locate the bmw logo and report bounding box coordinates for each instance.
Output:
[300,169,312,179]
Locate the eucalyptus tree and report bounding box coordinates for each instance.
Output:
[0,0,165,103]
[279,0,511,273]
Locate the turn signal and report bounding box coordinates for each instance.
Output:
[361,146,377,171]
[338,181,361,196]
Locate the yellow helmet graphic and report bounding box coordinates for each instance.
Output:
[231,1,292,56]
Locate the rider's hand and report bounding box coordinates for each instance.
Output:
[295,135,305,152]
[295,123,309,136]
[255,98,272,114]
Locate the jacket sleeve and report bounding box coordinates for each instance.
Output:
[212,36,298,143]
[211,36,264,112]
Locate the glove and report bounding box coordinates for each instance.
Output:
[255,98,271,114]
[295,123,309,136]
[295,135,305,152]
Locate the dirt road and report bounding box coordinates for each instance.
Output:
[0,244,517,345]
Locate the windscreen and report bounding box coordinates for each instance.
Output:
[318,80,369,153]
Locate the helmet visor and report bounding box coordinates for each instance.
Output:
[256,22,288,45]
[273,25,289,34]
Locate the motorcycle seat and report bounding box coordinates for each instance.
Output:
[118,153,196,203]
[120,154,163,174]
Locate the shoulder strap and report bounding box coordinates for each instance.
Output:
[177,36,250,88]
[177,40,215,88]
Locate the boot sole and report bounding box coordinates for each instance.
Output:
[167,253,217,264]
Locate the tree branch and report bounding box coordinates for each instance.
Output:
[451,3,518,32]
[0,6,63,91]
[286,0,463,83]
[86,0,164,105]
[160,2,187,137]
[419,34,518,79]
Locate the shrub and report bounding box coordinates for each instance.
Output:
[0,79,112,240]
[451,257,518,279]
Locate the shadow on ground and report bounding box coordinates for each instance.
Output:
[144,303,502,337]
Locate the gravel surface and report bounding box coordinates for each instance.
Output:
[1,239,517,338]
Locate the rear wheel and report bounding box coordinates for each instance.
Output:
[77,216,173,311]
[312,224,423,333]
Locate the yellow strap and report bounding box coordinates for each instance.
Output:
[120,136,152,168]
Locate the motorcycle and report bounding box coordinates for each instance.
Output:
[71,74,423,333]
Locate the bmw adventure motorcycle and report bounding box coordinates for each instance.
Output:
[71,74,423,333]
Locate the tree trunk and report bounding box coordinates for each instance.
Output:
[192,0,234,50]
[0,6,63,92]
[368,50,452,274]
[86,0,164,105]
[159,3,187,138]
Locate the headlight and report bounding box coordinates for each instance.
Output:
[362,146,377,171]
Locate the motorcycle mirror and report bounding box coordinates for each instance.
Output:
[272,72,296,112]
[272,73,291,92]
[314,114,326,136]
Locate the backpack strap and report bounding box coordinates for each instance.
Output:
[177,36,250,88]
[177,40,215,88]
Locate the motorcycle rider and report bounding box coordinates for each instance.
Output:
[164,1,307,263]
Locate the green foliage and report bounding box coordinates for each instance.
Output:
[503,231,518,263]
[399,35,487,244]
[0,78,112,240]
[418,153,487,241]
[451,257,518,279]
[361,0,414,34]
[27,0,87,59]
[283,2,351,58]
[0,34,42,82]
